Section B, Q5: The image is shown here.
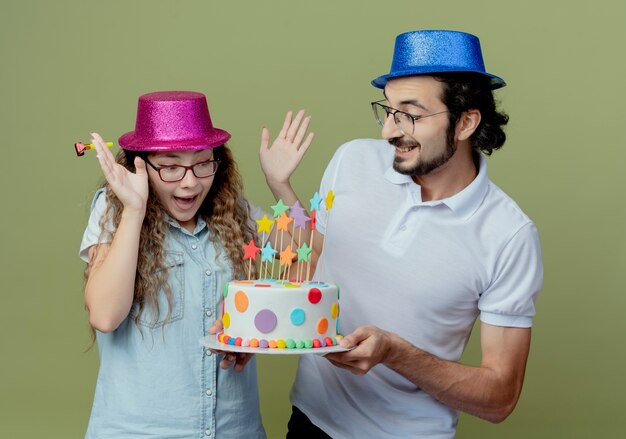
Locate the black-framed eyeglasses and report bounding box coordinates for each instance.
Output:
[371,100,449,136]
[145,157,220,182]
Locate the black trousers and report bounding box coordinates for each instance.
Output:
[286,406,333,439]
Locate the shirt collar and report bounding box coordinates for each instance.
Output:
[384,166,414,185]
[443,154,489,220]
[384,153,489,221]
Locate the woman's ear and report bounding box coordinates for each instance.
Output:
[456,109,481,141]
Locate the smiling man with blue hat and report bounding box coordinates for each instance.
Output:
[260,29,543,438]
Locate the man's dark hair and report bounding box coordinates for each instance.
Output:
[433,72,509,155]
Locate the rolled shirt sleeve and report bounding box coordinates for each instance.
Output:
[479,222,544,328]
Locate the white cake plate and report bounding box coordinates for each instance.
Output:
[200,335,351,355]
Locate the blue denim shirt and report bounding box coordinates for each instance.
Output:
[80,189,266,439]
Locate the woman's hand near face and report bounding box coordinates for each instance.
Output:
[91,132,149,214]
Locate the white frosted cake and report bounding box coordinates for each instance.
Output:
[218,280,341,349]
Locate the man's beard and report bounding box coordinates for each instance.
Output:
[390,135,457,177]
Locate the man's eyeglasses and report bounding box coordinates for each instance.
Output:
[371,100,449,136]
[145,158,220,182]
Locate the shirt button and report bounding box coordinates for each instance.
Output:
[206,389,213,396]
[205,430,212,436]
[206,310,213,317]
[191,244,198,250]
[206,350,213,357]
[205,269,212,276]
[399,225,407,231]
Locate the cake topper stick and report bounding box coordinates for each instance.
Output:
[289,200,311,282]
[316,190,335,283]
[270,199,289,279]
[260,242,277,279]
[287,225,295,281]
[306,192,323,281]
[275,211,294,280]
[271,230,279,279]
[306,209,317,281]
[278,245,296,281]
[74,141,113,157]
[296,242,312,282]
[296,228,303,281]
[242,240,261,280]
[288,257,293,281]
[256,215,275,280]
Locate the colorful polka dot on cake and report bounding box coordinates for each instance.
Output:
[308,288,322,304]
[331,303,339,319]
[234,291,249,312]
[290,308,306,326]
[254,309,277,333]
[317,317,328,334]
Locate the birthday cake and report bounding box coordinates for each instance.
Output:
[218,280,341,349]
[216,192,342,350]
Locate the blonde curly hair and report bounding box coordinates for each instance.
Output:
[85,145,257,330]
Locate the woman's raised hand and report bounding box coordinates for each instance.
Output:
[259,110,314,189]
[91,132,149,213]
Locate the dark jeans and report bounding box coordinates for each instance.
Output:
[286,406,332,439]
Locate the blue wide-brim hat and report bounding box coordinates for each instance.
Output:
[372,30,506,90]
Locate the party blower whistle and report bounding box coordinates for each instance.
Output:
[74,141,113,157]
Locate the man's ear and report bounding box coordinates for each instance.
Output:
[456,109,481,141]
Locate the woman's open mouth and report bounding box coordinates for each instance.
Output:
[174,195,199,210]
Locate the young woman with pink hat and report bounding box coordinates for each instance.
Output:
[78,91,289,438]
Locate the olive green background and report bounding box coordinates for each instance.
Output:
[1,1,625,437]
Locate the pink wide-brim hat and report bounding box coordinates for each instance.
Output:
[118,91,231,151]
